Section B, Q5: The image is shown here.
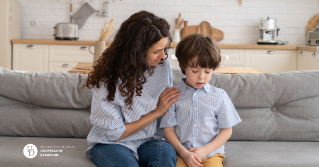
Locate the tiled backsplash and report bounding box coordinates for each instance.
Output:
[17,0,319,44]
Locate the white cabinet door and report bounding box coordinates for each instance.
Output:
[49,62,78,73]
[245,49,297,73]
[13,44,49,72]
[220,49,245,67]
[49,45,95,62]
[297,50,319,70]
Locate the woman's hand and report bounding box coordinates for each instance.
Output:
[155,87,180,116]
[189,147,209,161]
[180,151,203,167]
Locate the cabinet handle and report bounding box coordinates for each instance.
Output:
[299,51,303,55]
[267,50,275,54]
[80,46,88,50]
[26,45,34,49]
[312,53,316,57]
[62,64,70,68]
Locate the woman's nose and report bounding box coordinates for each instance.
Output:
[159,49,166,59]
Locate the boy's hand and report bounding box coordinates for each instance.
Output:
[189,147,208,161]
[180,151,203,167]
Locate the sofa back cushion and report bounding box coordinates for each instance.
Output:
[0,67,92,109]
[172,69,319,142]
[0,67,92,137]
[0,95,92,138]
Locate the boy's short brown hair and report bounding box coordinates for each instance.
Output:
[175,34,221,74]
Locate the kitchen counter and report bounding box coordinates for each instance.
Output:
[11,39,317,52]
[69,62,264,74]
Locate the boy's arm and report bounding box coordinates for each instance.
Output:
[164,127,203,167]
[189,127,232,160]
[163,127,188,156]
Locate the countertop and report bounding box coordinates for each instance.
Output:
[11,39,317,52]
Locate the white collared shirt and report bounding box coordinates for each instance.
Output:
[85,59,172,160]
[160,78,241,158]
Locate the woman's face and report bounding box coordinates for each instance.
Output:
[146,37,168,66]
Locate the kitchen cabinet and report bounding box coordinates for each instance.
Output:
[297,50,319,70]
[220,49,245,67]
[13,44,49,72]
[13,44,97,73]
[244,49,297,73]
[48,45,95,73]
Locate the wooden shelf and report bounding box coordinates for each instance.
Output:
[11,39,317,52]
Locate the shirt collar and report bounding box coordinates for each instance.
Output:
[179,78,210,93]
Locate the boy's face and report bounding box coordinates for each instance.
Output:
[184,58,213,90]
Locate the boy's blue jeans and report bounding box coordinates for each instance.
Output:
[91,140,177,167]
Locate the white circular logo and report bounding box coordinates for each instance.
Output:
[23,144,38,158]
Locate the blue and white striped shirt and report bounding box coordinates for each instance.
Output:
[85,59,172,160]
[160,78,241,158]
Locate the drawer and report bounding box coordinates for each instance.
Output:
[49,45,95,62]
[49,62,78,73]
[220,49,245,66]
[13,44,49,72]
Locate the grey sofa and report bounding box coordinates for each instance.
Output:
[0,66,318,167]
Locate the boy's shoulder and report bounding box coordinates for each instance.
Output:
[206,84,226,95]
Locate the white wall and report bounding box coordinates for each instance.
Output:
[17,0,319,44]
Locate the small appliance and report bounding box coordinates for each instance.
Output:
[306,29,319,45]
[53,23,79,40]
[257,17,286,45]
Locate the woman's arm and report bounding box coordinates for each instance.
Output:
[114,87,180,142]
[189,127,232,160]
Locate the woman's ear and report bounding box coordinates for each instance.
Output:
[144,50,148,57]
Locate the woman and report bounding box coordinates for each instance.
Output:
[84,11,180,167]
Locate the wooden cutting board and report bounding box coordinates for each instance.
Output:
[180,22,224,42]
[197,21,213,37]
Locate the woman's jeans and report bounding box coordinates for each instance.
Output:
[91,140,177,167]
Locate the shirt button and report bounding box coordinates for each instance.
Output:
[194,108,197,110]
[149,126,152,130]
[193,141,195,143]
[194,93,196,95]
[153,104,155,106]
[194,125,196,128]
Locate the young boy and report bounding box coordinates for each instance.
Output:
[160,34,241,167]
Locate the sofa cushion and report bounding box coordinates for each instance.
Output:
[0,67,92,109]
[0,95,92,138]
[224,141,319,167]
[172,69,319,141]
[0,137,95,167]
[1,137,318,167]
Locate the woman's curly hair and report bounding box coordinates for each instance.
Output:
[83,11,171,111]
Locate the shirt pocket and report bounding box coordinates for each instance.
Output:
[200,97,219,128]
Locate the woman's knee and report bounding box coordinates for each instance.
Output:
[157,142,176,157]
[91,144,139,167]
